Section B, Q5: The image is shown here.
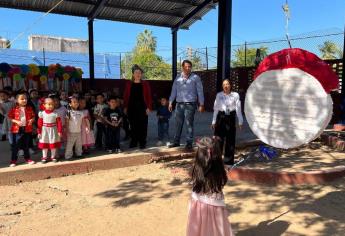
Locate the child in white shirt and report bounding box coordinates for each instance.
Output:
[65,96,85,160]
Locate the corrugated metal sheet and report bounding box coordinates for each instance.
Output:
[0,0,216,29]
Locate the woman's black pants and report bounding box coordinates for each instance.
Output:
[214,111,236,165]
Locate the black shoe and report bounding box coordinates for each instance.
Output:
[83,150,90,155]
[139,145,146,150]
[1,135,6,141]
[129,143,137,148]
[185,143,194,151]
[168,143,180,148]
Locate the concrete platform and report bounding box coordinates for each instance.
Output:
[0,112,344,186]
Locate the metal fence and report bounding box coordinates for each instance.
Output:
[184,29,344,69]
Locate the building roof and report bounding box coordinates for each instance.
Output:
[0,0,217,29]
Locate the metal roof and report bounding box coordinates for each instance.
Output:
[0,0,217,29]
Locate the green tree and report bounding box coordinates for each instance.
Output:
[121,30,171,80]
[135,29,157,53]
[232,46,268,67]
[185,47,204,71]
[319,41,342,60]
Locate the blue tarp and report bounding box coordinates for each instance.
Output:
[0,48,120,79]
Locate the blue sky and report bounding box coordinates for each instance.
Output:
[0,0,345,61]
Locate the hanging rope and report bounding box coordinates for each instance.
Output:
[3,0,65,50]
[282,0,292,48]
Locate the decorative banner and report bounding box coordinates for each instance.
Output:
[245,48,339,149]
[28,64,40,76]
[20,64,29,75]
[0,62,83,92]
[0,63,11,74]
[40,75,48,84]
[13,74,22,81]
[63,73,70,81]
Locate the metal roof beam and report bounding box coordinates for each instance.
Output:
[172,0,213,32]
[104,4,201,20]
[161,0,215,9]
[160,0,201,7]
[64,0,201,20]
[0,2,89,18]
[88,0,107,21]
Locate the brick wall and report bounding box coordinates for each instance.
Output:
[83,60,343,122]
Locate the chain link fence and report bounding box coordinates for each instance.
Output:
[158,29,344,70]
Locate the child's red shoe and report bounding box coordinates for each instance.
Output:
[26,159,35,165]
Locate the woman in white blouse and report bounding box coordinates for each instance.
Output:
[211,79,243,166]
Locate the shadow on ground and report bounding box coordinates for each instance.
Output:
[94,177,187,208]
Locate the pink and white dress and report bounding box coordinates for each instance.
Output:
[81,109,95,148]
[187,191,234,236]
[37,110,62,149]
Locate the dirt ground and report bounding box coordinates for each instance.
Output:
[1,158,345,236]
[236,142,345,172]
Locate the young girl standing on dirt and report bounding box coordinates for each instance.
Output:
[187,136,234,236]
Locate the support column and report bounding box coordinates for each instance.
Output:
[88,19,95,89]
[216,0,232,92]
[172,29,178,81]
[342,25,345,96]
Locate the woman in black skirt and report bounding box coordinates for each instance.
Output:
[211,79,243,167]
[123,65,152,149]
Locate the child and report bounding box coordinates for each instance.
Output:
[104,96,123,153]
[7,91,36,167]
[118,97,130,141]
[50,94,67,158]
[187,137,233,236]
[29,89,39,112]
[65,96,85,160]
[93,93,107,150]
[156,97,171,146]
[37,98,62,163]
[79,97,95,154]
[0,90,14,141]
[60,91,68,108]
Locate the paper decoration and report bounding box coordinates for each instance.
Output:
[245,48,339,149]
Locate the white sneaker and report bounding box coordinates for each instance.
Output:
[156,141,163,146]
[107,150,113,154]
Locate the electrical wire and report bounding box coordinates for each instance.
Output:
[3,0,65,49]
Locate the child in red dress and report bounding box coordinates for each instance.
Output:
[37,98,62,163]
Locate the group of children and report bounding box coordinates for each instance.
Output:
[0,87,234,235]
[0,87,173,167]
